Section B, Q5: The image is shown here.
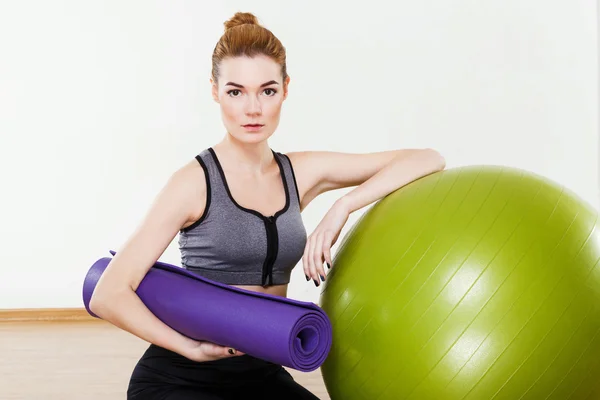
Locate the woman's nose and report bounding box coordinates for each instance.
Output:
[245,95,262,115]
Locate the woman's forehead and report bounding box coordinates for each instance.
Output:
[219,56,281,85]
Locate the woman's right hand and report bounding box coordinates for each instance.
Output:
[183,339,246,362]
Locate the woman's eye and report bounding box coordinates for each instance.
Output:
[227,89,241,97]
[263,88,277,96]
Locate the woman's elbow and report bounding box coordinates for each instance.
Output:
[88,290,107,317]
[88,281,129,317]
[423,148,446,172]
[89,284,114,317]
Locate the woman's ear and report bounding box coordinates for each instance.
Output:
[210,78,219,103]
[283,76,291,100]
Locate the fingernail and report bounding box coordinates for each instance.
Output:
[327,263,331,269]
[305,274,310,281]
[228,348,235,355]
[314,280,319,287]
[320,275,326,282]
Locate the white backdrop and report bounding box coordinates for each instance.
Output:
[0,0,597,309]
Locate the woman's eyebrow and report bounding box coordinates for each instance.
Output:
[224,80,280,88]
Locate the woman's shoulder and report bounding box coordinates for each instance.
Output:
[161,157,209,228]
[173,157,208,194]
[154,156,208,212]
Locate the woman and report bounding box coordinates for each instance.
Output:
[89,11,445,399]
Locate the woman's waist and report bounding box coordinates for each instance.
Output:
[183,265,289,296]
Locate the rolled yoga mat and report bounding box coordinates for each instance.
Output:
[82,251,332,372]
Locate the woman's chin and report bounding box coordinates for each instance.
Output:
[230,130,272,143]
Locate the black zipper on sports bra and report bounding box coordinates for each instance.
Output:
[261,215,279,286]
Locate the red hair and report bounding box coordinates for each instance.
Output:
[211,12,288,83]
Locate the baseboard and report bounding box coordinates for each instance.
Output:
[0,308,98,323]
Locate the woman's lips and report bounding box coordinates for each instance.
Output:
[242,124,264,132]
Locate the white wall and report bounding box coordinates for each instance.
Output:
[0,0,597,309]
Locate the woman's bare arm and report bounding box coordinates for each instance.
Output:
[89,162,239,361]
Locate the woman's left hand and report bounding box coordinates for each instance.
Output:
[302,200,350,286]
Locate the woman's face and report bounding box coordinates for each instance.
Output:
[212,55,289,144]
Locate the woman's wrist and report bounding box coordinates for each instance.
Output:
[334,195,353,216]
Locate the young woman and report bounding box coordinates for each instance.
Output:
[89,11,445,400]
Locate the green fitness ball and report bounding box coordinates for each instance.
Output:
[320,165,600,400]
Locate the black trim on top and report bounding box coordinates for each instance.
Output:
[207,147,290,220]
[280,153,301,206]
[181,154,211,233]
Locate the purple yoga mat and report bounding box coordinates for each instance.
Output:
[82,251,332,372]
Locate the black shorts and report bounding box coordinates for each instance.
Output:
[127,344,320,399]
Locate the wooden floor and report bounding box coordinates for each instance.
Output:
[0,320,330,399]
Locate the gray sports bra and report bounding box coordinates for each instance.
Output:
[178,147,307,287]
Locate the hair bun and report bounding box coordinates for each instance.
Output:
[224,12,260,31]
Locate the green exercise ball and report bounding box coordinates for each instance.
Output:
[320,165,600,400]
